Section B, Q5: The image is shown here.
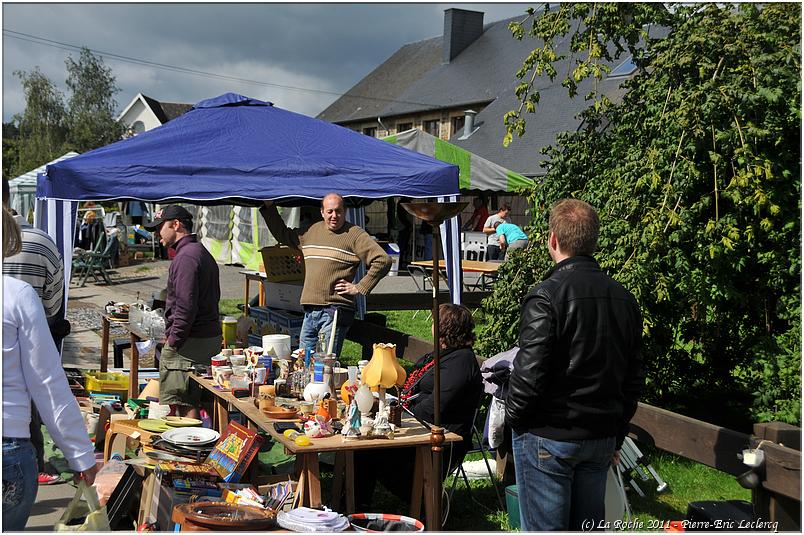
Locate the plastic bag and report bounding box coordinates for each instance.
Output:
[488,396,506,449]
[55,481,112,531]
[93,459,128,506]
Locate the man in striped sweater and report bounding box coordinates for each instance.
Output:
[260,193,391,356]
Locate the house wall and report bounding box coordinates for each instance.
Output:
[119,98,162,133]
[345,104,489,141]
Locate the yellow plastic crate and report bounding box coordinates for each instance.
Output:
[259,246,305,282]
[82,371,129,401]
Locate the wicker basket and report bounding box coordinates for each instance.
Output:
[259,246,305,282]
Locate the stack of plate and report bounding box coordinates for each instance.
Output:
[142,425,220,463]
[160,427,220,447]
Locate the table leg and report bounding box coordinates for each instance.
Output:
[345,450,355,514]
[410,447,425,520]
[244,277,250,316]
[305,454,322,508]
[103,430,117,462]
[258,280,265,306]
[128,333,139,400]
[216,399,229,434]
[420,446,436,530]
[332,452,345,510]
[101,316,110,372]
[295,455,308,507]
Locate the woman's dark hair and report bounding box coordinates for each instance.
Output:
[439,304,475,349]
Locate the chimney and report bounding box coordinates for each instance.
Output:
[461,110,478,139]
[443,9,484,64]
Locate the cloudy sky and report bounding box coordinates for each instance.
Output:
[2,3,531,123]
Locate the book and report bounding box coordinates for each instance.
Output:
[154,460,221,484]
[205,421,264,483]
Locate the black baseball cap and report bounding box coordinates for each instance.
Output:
[143,204,193,230]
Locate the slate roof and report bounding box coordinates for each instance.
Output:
[317,14,637,176]
[140,94,193,123]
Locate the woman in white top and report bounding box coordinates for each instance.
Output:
[2,208,98,530]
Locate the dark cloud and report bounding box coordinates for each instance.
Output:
[3,3,530,121]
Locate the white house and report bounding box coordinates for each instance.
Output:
[117,93,193,135]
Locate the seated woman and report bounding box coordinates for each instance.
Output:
[354,303,483,511]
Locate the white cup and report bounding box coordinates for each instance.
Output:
[214,366,233,387]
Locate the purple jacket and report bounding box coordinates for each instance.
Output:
[165,235,221,348]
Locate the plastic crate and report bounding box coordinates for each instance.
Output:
[267,308,305,331]
[259,246,305,282]
[83,371,129,401]
[248,306,271,323]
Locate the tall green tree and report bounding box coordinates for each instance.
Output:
[3,122,20,180]
[12,68,67,176]
[64,47,124,152]
[479,3,801,426]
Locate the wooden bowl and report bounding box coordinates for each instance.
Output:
[261,406,299,420]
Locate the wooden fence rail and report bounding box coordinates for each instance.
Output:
[630,403,800,530]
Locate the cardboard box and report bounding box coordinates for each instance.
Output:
[263,281,304,313]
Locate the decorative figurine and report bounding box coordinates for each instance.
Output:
[371,400,394,439]
[303,415,334,438]
[341,400,362,439]
[276,359,290,381]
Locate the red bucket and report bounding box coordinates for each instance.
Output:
[348,513,424,532]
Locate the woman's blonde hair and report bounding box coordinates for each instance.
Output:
[3,207,22,258]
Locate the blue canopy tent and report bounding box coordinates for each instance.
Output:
[36,93,464,313]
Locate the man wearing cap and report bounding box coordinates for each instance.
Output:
[145,205,221,418]
[260,193,391,356]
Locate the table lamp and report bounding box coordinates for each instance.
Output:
[362,343,406,438]
[400,200,467,529]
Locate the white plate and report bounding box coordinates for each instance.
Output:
[160,427,220,446]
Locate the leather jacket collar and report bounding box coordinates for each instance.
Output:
[543,255,598,280]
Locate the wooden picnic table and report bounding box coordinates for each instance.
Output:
[190,373,460,530]
[410,259,501,290]
[410,259,501,274]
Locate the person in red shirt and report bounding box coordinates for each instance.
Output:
[463,196,489,232]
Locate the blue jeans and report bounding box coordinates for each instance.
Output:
[299,306,355,356]
[512,431,616,531]
[3,438,38,531]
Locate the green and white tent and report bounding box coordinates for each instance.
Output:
[174,204,299,270]
[9,152,80,220]
[383,128,532,192]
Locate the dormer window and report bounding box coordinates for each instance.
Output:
[609,57,637,78]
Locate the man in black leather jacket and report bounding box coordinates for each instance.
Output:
[505,199,644,531]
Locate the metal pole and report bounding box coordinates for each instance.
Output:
[430,224,444,529]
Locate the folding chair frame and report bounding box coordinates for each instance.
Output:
[443,400,505,526]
